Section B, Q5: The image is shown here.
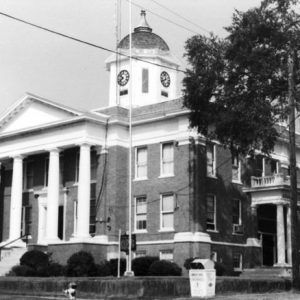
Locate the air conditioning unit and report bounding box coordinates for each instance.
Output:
[233,224,244,234]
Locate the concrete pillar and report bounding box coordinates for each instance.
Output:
[9,155,24,241]
[76,143,91,240]
[46,148,60,242]
[287,205,292,265]
[276,203,286,265]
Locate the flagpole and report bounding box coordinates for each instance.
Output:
[125,0,134,276]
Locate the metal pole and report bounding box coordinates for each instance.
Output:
[117,229,121,278]
[288,49,299,288]
[125,0,134,276]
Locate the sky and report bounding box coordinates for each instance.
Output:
[0,0,262,115]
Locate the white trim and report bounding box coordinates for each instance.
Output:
[135,235,261,248]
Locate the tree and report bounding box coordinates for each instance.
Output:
[183,0,300,287]
[183,0,299,155]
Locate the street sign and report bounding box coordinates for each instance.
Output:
[120,234,136,253]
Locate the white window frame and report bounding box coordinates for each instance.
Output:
[135,146,148,180]
[160,142,174,177]
[160,193,174,231]
[159,249,174,261]
[135,196,147,232]
[232,154,241,183]
[206,194,217,231]
[207,144,216,177]
[232,198,242,226]
[233,252,243,271]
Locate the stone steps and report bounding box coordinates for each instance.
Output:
[0,247,27,276]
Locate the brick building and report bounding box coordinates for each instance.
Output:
[0,11,296,274]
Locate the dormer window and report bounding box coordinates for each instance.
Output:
[142,68,149,93]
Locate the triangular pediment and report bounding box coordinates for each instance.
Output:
[0,94,82,134]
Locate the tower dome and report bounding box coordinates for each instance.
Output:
[118,10,169,52]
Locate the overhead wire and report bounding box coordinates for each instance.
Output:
[0,11,187,74]
[124,0,204,36]
[148,0,211,34]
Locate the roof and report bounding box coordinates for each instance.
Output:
[118,10,169,52]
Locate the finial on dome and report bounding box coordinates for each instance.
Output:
[134,10,152,33]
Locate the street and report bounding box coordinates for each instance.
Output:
[0,291,300,300]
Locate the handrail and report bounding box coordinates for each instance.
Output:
[0,234,29,251]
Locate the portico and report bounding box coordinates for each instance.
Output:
[244,175,293,267]
[0,94,109,247]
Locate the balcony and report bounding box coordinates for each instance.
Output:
[250,173,290,188]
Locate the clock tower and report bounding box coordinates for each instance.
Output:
[105,10,181,107]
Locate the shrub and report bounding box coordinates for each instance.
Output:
[109,258,126,276]
[132,256,159,276]
[95,261,111,277]
[8,265,35,276]
[20,250,49,271]
[48,262,65,276]
[148,260,182,276]
[66,251,96,277]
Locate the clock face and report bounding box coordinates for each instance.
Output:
[160,71,170,88]
[117,70,130,86]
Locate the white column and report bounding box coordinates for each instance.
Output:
[9,155,24,241]
[287,205,292,265]
[76,143,91,240]
[276,203,286,265]
[46,148,60,242]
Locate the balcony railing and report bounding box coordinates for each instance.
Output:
[251,173,290,188]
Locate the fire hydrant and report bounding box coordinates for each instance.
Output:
[64,282,77,299]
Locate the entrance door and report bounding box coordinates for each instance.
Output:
[257,204,277,266]
[261,233,276,266]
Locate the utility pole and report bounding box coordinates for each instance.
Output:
[288,48,299,288]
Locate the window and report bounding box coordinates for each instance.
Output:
[23,161,34,190]
[75,151,80,182]
[44,158,49,187]
[135,196,147,231]
[142,68,149,93]
[161,194,174,230]
[207,144,216,177]
[232,153,241,182]
[233,251,243,271]
[73,199,78,236]
[91,150,97,181]
[89,183,96,235]
[160,249,173,261]
[206,194,216,231]
[21,206,32,236]
[161,91,168,97]
[120,89,128,96]
[135,147,147,179]
[232,199,242,225]
[135,250,147,258]
[161,142,174,176]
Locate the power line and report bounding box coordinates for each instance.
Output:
[0,11,187,74]
[148,0,211,34]
[125,0,203,36]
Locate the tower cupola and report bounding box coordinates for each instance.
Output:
[106,10,181,107]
